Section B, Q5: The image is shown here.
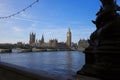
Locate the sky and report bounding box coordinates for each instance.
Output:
[0,0,120,44]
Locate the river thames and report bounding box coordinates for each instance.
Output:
[0,51,85,79]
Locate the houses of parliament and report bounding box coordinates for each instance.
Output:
[29,28,72,49]
[0,28,89,51]
[15,28,88,51]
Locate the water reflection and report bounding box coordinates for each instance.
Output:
[0,51,85,77]
[66,51,72,72]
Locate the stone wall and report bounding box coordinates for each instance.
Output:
[0,62,53,80]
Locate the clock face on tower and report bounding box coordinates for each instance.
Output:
[67,33,69,36]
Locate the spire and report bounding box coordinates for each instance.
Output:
[42,34,44,39]
[41,34,44,43]
[68,27,71,32]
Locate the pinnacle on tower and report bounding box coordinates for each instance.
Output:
[41,34,44,43]
[68,27,71,32]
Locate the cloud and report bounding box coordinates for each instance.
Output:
[12,26,24,33]
[19,12,33,18]
[11,17,52,25]
[0,1,13,16]
[0,38,18,44]
[0,0,95,43]
[0,3,8,14]
[0,1,37,20]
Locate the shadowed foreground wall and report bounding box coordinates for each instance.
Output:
[0,62,53,80]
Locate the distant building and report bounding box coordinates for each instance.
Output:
[29,32,35,45]
[71,43,78,50]
[29,28,72,50]
[66,28,71,47]
[17,42,23,47]
[35,35,44,47]
[56,42,69,50]
[78,39,89,51]
[39,34,44,44]
[49,39,58,47]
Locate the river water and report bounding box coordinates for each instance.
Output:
[0,51,85,79]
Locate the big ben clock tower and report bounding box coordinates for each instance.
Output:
[66,28,71,47]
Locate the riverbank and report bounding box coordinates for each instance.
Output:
[0,61,100,80]
[0,49,12,53]
[0,48,77,53]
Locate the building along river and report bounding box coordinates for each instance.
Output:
[0,51,85,79]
